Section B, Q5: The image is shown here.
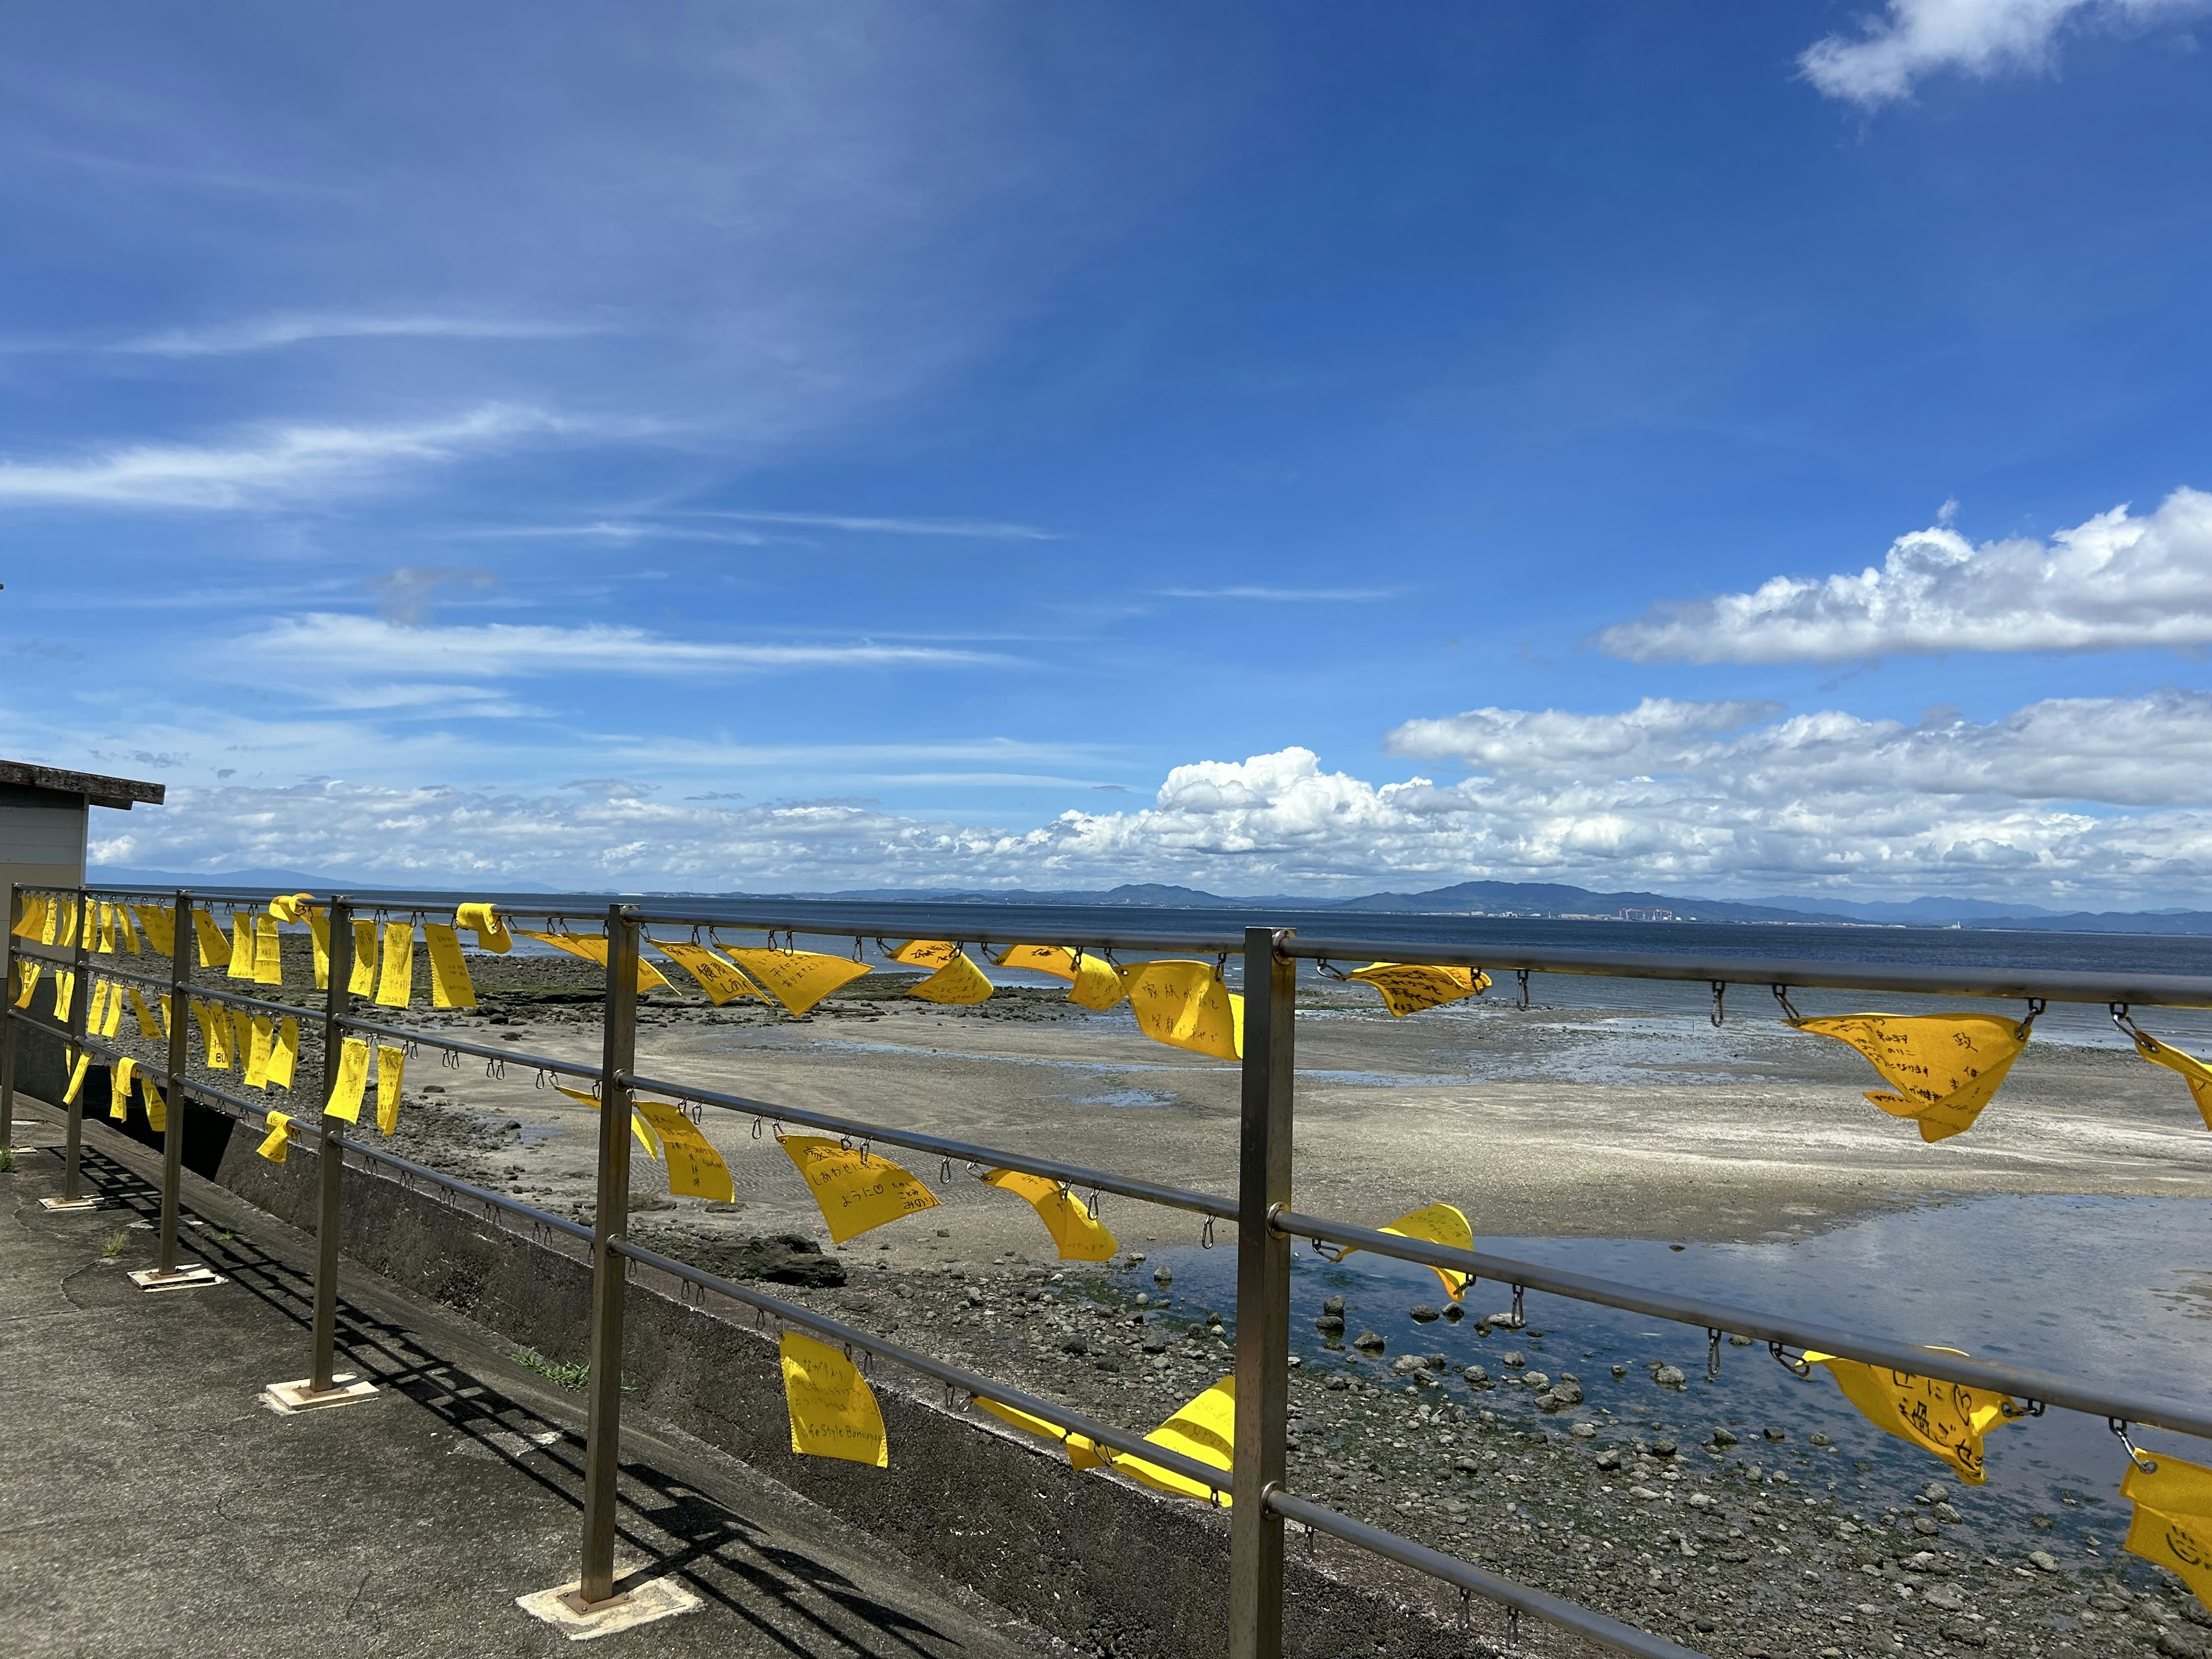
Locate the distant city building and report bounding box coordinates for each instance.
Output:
[1619,907,1675,922]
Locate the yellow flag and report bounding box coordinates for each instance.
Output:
[103,981,124,1039]
[907,951,993,1005]
[191,908,230,968]
[114,904,139,954]
[995,944,1078,982]
[244,1016,274,1088]
[38,896,60,946]
[1126,960,1244,1060]
[1334,1202,1474,1301]
[982,1168,1118,1261]
[257,1111,293,1164]
[1802,1346,2017,1484]
[253,912,283,986]
[777,1133,940,1243]
[1070,952,1130,1012]
[327,1037,370,1123]
[1348,963,1490,1018]
[130,903,175,958]
[52,969,75,1022]
[88,978,112,1035]
[557,1084,663,1162]
[650,940,761,1006]
[635,1100,735,1200]
[194,1000,235,1070]
[455,902,512,953]
[12,960,39,1009]
[109,1056,138,1120]
[1794,1013,2031,1142]
[228,912,257,981]
[974,1395,1075,1449]
[423,923,476,1009]
[376,921,415,1007]
[143,1078,165,1133]
[306,911,329,990]
[376,1044,406,1134]
[53,897,77,948]
[514,931,673,995]
[720,948,869,1018]
[267,892,310,923]
[63,1050,89,1104]
[95,901,115,954]
[2123,1450,2212,1605]
[2129,1031,2212,1131]
[268,1017,299,1090]
[11,895,48,941]
[127,988,161,1040]
[350,919,377,994]
[891,938,961,968]
[780,1331,889,1467]
[1112,1377,1236,1504]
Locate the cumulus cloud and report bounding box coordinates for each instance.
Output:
[1598,487,2212,663]
[1801,0,2200,106]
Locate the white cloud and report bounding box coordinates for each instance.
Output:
[1385,698,1783,778]
[111,313,607,357]
[1159,586,1403,602]
[1801,0,2200,106]
[695,510,1058,541]
[1598,487,2212,662]
[0,404,594,510]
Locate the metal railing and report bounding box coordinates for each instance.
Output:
[7,884,2211,1659]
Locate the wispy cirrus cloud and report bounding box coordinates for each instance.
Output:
[1160,585,1403,602]
[455,521,770,546]
[695,509,1059,541]
[1801,0,2202,107]
[110,312,611,357]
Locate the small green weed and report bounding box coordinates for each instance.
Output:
[99,1231,128,1260]
[513,1347,591,1389]
[0,1147,16,1173]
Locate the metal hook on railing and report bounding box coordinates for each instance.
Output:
[1768,1340,1813,1378]
[1199,1216,1216,1249]
[751,1116,766,1140]
[1087,1187,1102,1218]
[1515,969,1530,1010]
[941,1157,953,1183]
[851,936,864,963]
[441,1047,461,1070]
[486,1056,506,1080]
[1213,952,1228,983]
[1506,1605,1521,1652]
[2111,1418,2158,1472]
[1772,983,1803,1024]
[2111,1002,2156,1051]
[2000,1397,2046,1419]
[1314,957,1348,982]
[1711,980,1726,1028]
[858,1138,872,1166]
[1707,1327,1724,1378]
[1509,1283,1525,1327]
[2020,997,2046,1039]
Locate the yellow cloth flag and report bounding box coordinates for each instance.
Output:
[1348,963,1491,1017]
[907,951,993,1005]
[634,1100,736,1200]
[130,903,175,958]
[514,931,673,995]
[982,1168,1118,1261]
[63,1050,89,1104]
[127,988,161,1041]
[780,1331,889,1467]
[52,969,75,1022]
[95,901,115,954]
[994,944,1078,982]
[719,948,869,1018]
[1112,1377,1236,1504]
[114,904,139,954]
[267,892,314,922]
[454,902,513,953]
[2128,1030,2212,1131]
[376,1044,406,1134]
[11,895,48,940]
[1070,952,1130,1012]
[99,979,124,1039]
[2123,1450,2212,1605]
[306,910,329,989]
[253,912,283,986]
[1801,1346,2018,1484]
[228,912,257,980]
[1334,1202,1475,1302]
[191,908,230,967]
[257,1111,293,1164]
[87,978,112,1036]
[109,1056,138,1120]
[891,938,961,968]
[12,960,39,1008]
[53,897,77,948]
[423,923,476,1009]
[650,940,762,1005]
[1126,960,1244,1060]
[350,919,377,994]
[327,1037,370,1123]
[974,1396,1090,1460]
[1794,1013,2032,1143]
[777,1133,940,1243]
[557,1084,664,1162]
[194,1001,235,1070]
[142,1078,165,1134]
[244,1016,274,1088]
[376,921,415,1007]
[268,1017,299,1090]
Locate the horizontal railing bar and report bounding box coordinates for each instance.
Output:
[1285,937,2212,1009]
[621,1069,1237,1221]
[610,1236,1228,1493]
[338,1013,601,1082]
[62,959,312,1022]
[1277,1211,2212,1441]
[628,911,1245,954]
[1265,1489,1702,1659]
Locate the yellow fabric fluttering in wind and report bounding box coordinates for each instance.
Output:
[1125,960,1243,1060]
[423,923,476,1009]
[2123,1450,2212,1606]
[268,1017,299,1090]
[94,901,115,955]
[268,892,315,923]
[191,908,230,968]
[994,944,1078,981]
[143,1078,165,1133]
[514,931,673,995]
[454,902,512,953]
[1334,1202,1475,1302]
[257,1111,293,1164]
[253,912,283,986]
[114,904,139,954]
[557,1084,664,1163]
[327,1037,370,1123]
[1793,1013,2032,1143]
[634,1100,735,1200]
[2126,1029,2212,1131]
[778,1134,940,1243]
[907,951,993,1005]
[52,897,77,948]
[52,969,75,1022]
[192,1000,232,1070]
[719,948,868,1018]
[890,939,961,968]
[63,1050,89,1104]
[109,1056,138,1120]
[780,1332,889,1467]
[12,960,39,1009]
[87,978,112,1037]
[244,1016,274,1088]
[376,921,416,1007]
[1801,1345,2018,1484]
[1347,963,1491,1018]
[376,1044,406,1134]
[131,903,175,958]
[128,988,161,1041]
[982,1168,1118,1261]
[306,911,330,989]
[227,912,257,982]
[1111,1377,1237,1504]
[650,940,761,1006]
[11,895,48,941]
[350,919,377,995]
[1069,952,1130,1012]
[974,1396,1088,1457]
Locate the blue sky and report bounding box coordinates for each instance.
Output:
[5,1,2212,902]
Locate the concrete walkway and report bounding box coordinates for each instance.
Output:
[1,1103,1048,1659]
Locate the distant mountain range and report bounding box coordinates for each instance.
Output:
[86,866,2212,934]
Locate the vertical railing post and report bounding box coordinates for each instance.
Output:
[60,887,90,1202]
[1,887,18,1154]
[1230,924,1296,1659]
[310,898,355,1393]
[577,902,640,1609]
[155,892,192,1275]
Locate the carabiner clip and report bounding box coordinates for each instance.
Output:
[2111,1418,2158,1472]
